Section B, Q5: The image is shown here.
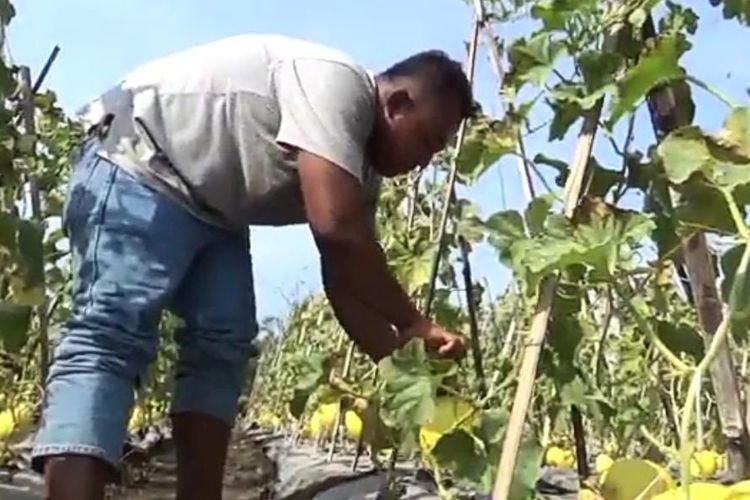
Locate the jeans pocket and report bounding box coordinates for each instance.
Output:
[61,141,102,236]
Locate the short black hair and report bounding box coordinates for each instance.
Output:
[379,50,477,119]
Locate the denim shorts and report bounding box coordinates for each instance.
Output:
[31,141,259,472]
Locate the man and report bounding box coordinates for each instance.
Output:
[31,33,473,500]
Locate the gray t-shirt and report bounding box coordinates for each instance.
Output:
[77,34,382,231]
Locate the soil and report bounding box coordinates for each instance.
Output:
[105,429,276,500]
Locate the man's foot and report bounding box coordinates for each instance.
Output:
[173,411,232,500]
[44,454,111,500]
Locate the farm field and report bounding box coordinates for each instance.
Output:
[2,0,750,499]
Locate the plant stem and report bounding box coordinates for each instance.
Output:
[681,312,733,492]
[623,292,692,373]
[685,75,738,109]
[721,186,750,241]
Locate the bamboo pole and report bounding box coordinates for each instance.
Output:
[491,75,607,500]
[381,8,485,495]
[459,235,487,396]
[423,4,483,315]
[327,341,355,462]
[641,14,750,479]
[18,66,49,384]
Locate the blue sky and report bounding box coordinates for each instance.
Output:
[8,1,750,321]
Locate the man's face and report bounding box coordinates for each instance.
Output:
[373,83,462,177]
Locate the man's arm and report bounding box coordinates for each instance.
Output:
[323,268,403,362]
[297,150,424,331]
[297,150,465,359]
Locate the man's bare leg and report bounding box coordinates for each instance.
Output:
[173,411,232,500]
[44,455,111,500]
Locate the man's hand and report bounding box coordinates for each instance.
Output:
[399,317,466,360]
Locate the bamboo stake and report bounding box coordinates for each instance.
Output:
[423,6,482,315]
[492,80,607,500]
[18,66,49,384]
[459,235,487,396]
[641,14,750,479]
[32,45,60,93]
[327,341,355,462]
[481,24,535,202]
[381,9,484,495]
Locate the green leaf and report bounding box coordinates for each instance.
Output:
[713,0,750,26]
[508,439,543,500]
[288,352,334,418]
[504,32,566,95]
[524,194,555,236]
[16,220,44,289]
[0,302,31,353]
[608,34,689,127]
[530,0,597,31]
[660,1,699,35]
[475,408,507,450]
[0,211,16,252]
[673,178,738,234]
[456,115,518,184]
[378,338,451,432]
[656,320,704,361]
[559,375,587,407]
[535,154,623,198]
[432,429,488,487]
[548,98,583,141]
[484,210,527,261]
[658,126,711,184]
[579,50,622,94]
[718,106,750,157]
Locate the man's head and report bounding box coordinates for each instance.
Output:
[369,50,476,177]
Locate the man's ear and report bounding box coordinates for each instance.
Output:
[384,88,414,119]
